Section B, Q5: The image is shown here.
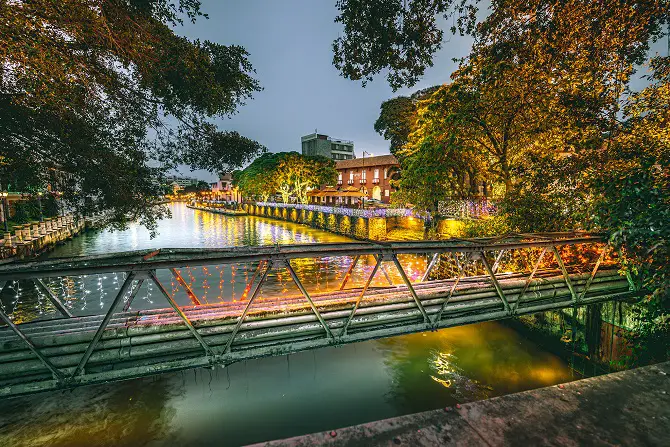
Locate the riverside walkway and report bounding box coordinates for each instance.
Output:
[254,362,670,446]
[0,232,637,397]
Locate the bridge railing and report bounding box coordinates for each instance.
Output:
[0,232,635,397]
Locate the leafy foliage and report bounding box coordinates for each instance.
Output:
[234,152,337,204]
[0,0,265,234]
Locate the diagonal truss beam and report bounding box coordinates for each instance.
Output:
[70,272,136,378]
[224,260,271,353]
[0,304,64,380]
[513,247,547,314]
[551,246,577,303]
[579,245,609,301]
[338,255,359,290]
[421,253,440,282]
[377,254,394,286]
[481,251,511,313]
[340,254,383,337]
[391,254,430,323]
[34,278,73,318]
[491,250,506,274]
[284,259,334,339]
[170,268,201,305]
[150,270,213,356]
[432,253,468,327]
[122,278,144,312]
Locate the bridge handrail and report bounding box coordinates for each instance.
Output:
[0,232,605,280]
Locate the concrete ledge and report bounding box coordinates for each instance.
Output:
[252,362,670,446]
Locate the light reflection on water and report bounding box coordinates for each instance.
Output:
[0,203,572,446]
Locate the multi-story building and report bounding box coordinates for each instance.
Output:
[301,133,355,161]
[335,154,399,204]
[165,175,198,188]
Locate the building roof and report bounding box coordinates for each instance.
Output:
[336,154,398,170]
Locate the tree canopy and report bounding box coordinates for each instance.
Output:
[234,152,337,204]
[0,0,265,233]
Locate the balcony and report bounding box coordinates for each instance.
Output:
[372,178,380,184]
[358,179,366,184]
[347,180,354,185]
[337,180,343,186]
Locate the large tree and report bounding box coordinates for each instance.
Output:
[0,0,265,233]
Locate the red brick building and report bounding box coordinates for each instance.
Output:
[335,154,398,204]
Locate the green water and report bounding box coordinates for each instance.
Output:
[0,203,573,446]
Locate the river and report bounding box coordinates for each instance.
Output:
[0,203,573,446]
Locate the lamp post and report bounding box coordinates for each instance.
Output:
[0,192,8,232]
[362,150,370,208]
[37,191,44,222]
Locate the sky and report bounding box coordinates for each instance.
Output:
[173,0,474,182]
[173,1,668,182]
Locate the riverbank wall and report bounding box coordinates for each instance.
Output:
[187,204,247,216]
[0,215,86,261]
[240,203,464,241]
[255,361,670,446]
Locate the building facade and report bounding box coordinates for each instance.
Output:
[211,173,241,202]
[301,133,355,160]
[334,154,399,204]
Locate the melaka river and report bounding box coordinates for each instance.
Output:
[0,203,572,446]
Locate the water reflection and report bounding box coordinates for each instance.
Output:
[0,203,573,446]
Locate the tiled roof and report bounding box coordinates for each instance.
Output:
[336,154,398,169]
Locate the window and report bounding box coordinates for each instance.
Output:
[361,170,366,180]
[385,189,390,197]
[338,173,342,182]
[374,169,379,179]
[349,171,354,181]
[384,169,387,179]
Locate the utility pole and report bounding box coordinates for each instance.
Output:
[362,150,370,208]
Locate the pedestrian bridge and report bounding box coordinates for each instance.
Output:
[0,232,636,397]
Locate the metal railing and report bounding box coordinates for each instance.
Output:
[0,232,635,397]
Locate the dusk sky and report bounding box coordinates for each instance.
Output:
[175,1,667,182]
[174,0,474,181]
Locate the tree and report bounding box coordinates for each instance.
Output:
[374,86,438,155]
[234,152,337,204]
[277,153,337,204]
[0,0,265,234]
[233,152,280,202]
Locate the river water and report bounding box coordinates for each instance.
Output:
[0,203,572,446]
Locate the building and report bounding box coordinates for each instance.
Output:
[211,173,241,202]
[301,133,355,161]
[335,154,398,204]
[308,154,399,206]
[165,175,198,188]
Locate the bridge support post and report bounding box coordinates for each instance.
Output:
[421,253,440,282]
[122,278,144,312]
[338,255,359,290]
[552,246,578,303]
[170,268,201,305]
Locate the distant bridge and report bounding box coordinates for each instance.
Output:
[0,232,636,397]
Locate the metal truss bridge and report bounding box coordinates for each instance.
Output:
[0,232,636,397]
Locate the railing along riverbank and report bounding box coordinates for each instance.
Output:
[0,215,85,261]
[187,203,247,216]
[0,232,638,397]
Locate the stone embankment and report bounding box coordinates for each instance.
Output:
[0,215,85,260]
[253,361,670,446]
[187,203,247,216]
